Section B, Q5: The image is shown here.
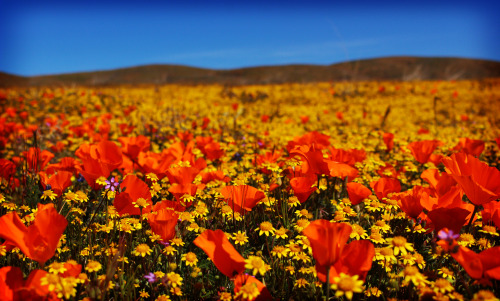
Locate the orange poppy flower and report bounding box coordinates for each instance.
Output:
[382,132,394,152]
[113,175,153,216]
[290,176,317,203]
[290,145,330,176]
[482,201,500,230]
[346,182,372,205]
[23,147,55,172]
[392,186,429,219]
[147,208,179,242]
[76,140,123,189]
[450,245,500,285]
[287,131,330,151]
[118,135,151,159]
[302,220,352,268]
[193,229,246,278]
[326,146,366,167]
[327,161,359,180]
[166,166,203,204]
[421,168,458,197]
[442,152,500,205]
[38,171,73,196]
[370,178,401,201]
[0,203,68,265]
[452,137,485,157]
[316,240,375,283]
[407,140,443,164]
[427,207,470,234]
[199,170,230,184]
[220,185,266,214]
[233,273,273,301]
[45,157,81,175]
[0,267,53,301]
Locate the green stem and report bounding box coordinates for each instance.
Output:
[326,266,330,300]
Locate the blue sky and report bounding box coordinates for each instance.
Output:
[1,0,499,76]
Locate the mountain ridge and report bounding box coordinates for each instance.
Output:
[1,56,500,87]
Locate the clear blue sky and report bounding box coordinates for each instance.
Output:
[1,0,499,76]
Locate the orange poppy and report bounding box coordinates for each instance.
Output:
[0,203,67,265]
[45,157,81,176]
[392,186,428,219]
[118,135,151,159]
[407,140,442,164]
[449,245,500,285]
[370,178,401,201]
[302,220,351,268]
[233,273,273,301]
[326,146,366,167]
[427,207,470,234]
[482,201,500,230]
[327,161,359,180]
[382,132,394,152]
[442,152,500,205]
[290,145,330,176]
[38,171,73,196]
[113,175,153,216]
[193,229,246,278]
[316,240,375,283]
[290,176,317,203]
[23,147,55,173]
[220,185,266,214]
[286,131,330,151]
[421,168,458,197]
[346,182,372,205]
[147,208,179,242]
[0,267,53,301]
[452,137,485,157]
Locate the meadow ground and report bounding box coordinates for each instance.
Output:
[0,79,499,300]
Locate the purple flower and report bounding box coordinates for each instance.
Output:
[160,241,170,246]
[144,272,157,283]
[105,177,120,191]
[437,229,459,242]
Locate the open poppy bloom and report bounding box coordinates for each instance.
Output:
[113,175,153,216]
[407,140,443,164]
[38,171,73,196]
[194,229,246,278]
[286,131,330,151]
[452,137,485,157]
[147,208,179,242]
[442,152,500,205]
[290,176,317,203]
[220,185,266,214]
[303,220,374,282]
[118,135,151,159]
[382,132,394,152]
[0,203,67,266]
[166,166,204,204]
[290,145,330,176]
[346,182,372,205]
[392,186,429,219]
[302,220,351,269]
[315,240,375,283]
[449,245,500,285]
[23,147,55,172]
[370,178,401,200]
[0,266,54,300]
[427,207,470,234]
[233,273,273,301]
[76,140,123,189]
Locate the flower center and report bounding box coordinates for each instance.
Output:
[338,277,355,291]
[392,236,407,246]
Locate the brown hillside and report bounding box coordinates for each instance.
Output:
[1,56,499,87]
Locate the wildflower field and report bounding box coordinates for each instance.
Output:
[1,79,500,301]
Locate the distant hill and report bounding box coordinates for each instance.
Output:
[1,56,500,87]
